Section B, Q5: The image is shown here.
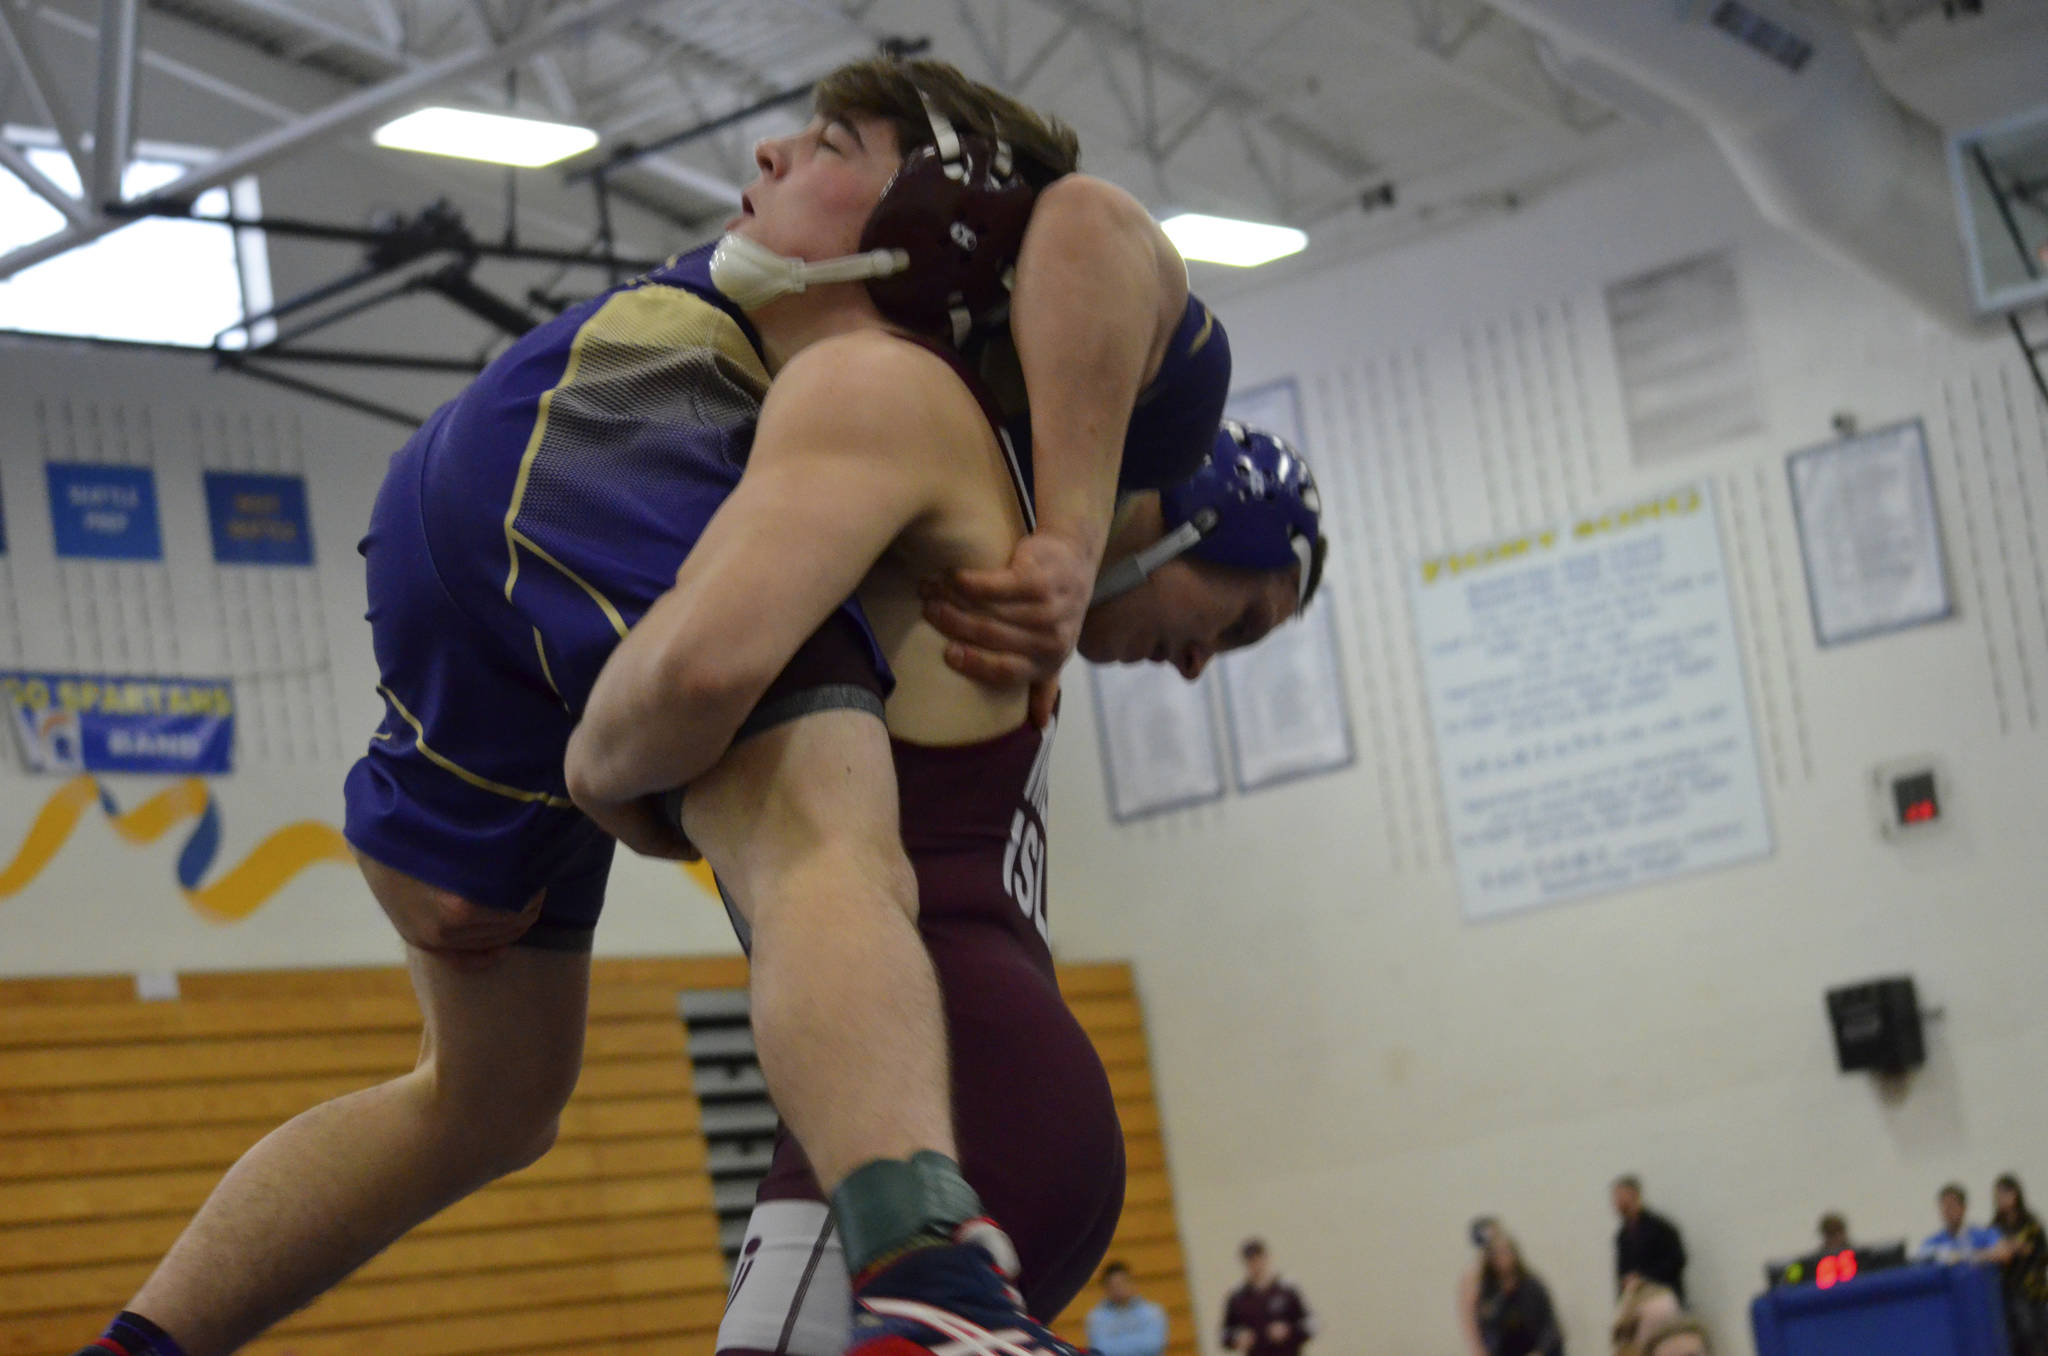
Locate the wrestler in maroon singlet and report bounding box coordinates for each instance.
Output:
[717,336,1125,1351]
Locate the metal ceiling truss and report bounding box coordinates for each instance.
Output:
[0,0,903,427]
[938,0,1605,226]
[946,0,1378,221]
[0,0,1641,309]
[86,196,668,426]
[0,0,700,282]
[1337,0,1611,136]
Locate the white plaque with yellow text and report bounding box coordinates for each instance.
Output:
[1408,482,1772,920]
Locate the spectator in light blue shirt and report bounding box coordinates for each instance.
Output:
[1086,1260,1169,1356]
[1918,1183,2003,1263]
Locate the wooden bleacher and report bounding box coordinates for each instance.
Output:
[0,957,1191,1355]
[1048,962,1198,1356]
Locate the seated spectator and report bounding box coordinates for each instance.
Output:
[1476,1232,1565,1356]
[1817,1213,1851,1255]
[1990,1174,2048,1356]
[1918,1183,2002,1264]
[1638,1317,1711,1356]
[1086,1261,1168,1356]
[1610,1275,1682,1356]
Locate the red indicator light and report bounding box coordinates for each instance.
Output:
[1817,1255,1838,1289]
[1840,1250,1858,1282]
[1903,800,1937,824]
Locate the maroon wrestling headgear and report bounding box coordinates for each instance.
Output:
[860,88,1039,345]
[710,84,1041,347]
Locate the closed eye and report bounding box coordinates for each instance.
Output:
[1221,609,1260,651]
[821,117,863,154]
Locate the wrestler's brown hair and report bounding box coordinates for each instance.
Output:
[812,57,1080,186]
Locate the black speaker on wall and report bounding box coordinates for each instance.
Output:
[1825,976,1925,1074]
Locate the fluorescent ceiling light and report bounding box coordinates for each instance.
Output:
[1159,212,1307,267]
[373,107,598,168]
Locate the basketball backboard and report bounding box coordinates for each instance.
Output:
[1950,103,2048,315]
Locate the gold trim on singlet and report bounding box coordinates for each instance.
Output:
[1186,300,1215,355]
[375,683,575,808]
[508,526,631,639]
[532,628,563,702]
[500,283,770,642]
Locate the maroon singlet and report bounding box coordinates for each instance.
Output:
[752,336,1126,1322]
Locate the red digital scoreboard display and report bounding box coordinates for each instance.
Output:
[1891,771,1940,827]
[1815,1249,1859,1288]
[1778,1248,1870,1290]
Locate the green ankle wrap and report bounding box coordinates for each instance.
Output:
[831,1151,983,1276]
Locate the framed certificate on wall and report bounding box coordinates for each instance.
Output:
[1218,597,1353,793]
[1089,664,1224,822]
[1787,419,1953,647]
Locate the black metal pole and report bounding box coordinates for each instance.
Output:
[108,204,665,271]
[424,264,539,337]
[225,345,488,372]
[257,269,447,351]
[217,256,413,343]
[567,79,815,183]
[2012,312,2048,409]
[593,169,621,287]
[1973,144,2042,283]
[218,359,428,429]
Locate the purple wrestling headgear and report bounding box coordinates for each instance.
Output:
[1092,419,1327,607]
[711,87,1038,346]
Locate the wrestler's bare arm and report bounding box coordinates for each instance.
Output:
[563,332,982,807]
[927,175,1186,704]
[1011,175,1184,570]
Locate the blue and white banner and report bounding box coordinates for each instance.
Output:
[46,463,164,560]
[204,471,315,566]
[2,671,235,775]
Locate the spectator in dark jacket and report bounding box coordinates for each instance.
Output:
[1613,1175,1688,1305]
[1221,1238,1313,1356]
[1476,1232,1565,1356]
[1991,1174,2048,1356]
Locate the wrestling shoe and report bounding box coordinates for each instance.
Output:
[846,1219,1088,1356]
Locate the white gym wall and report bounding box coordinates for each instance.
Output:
[1050,138,2048,1355]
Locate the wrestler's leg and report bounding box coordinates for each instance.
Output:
[118,863,590,1356]
[689,710,1087,1356]
[683,709,952,1196]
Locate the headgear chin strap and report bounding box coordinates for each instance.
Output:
[708,232,910,312]
[1090,510,1215,605]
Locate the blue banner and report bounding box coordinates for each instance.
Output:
[205,471,314,566]
[2,671,234,775]
[46,463,164,561]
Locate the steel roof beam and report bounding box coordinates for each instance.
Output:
[1,0,676,281]
[90,0,140,208]
[0,134,93,226]
[37,3,298,120]
[1025,0,1377,181]
[0,0,91,178]
[1321,0,1595,135]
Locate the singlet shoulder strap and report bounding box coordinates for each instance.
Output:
[897,332,1036,533]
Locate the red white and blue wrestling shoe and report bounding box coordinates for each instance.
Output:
[847,1219,1091,1356]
